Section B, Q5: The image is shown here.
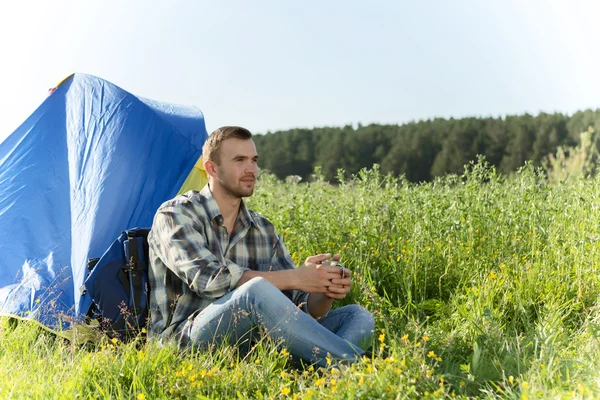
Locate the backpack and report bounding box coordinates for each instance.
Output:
[78,228,151,340]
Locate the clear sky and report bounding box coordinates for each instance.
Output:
[1,1,599,142]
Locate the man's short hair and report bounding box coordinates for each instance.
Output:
[202,126,252,165]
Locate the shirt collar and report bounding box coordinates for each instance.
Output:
[199,184,256,227]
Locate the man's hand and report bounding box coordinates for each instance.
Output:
[324,270,352,299]
[299,253,353,318]
[323,253,352,299]
[293,253,353,299]
[293,253,345,293]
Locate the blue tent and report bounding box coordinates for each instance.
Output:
[0,74,208,327]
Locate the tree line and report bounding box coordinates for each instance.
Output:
[252,109,600,182]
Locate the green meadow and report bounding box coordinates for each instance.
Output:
[1,159,599,399]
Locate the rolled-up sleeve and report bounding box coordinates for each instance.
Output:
[151,204,249,299]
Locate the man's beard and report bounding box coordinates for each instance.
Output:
[219,175,254,198]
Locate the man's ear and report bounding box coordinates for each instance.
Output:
[204,158,218,178]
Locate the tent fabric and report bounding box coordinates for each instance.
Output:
[0,73,208,327]
[178,156,208,195]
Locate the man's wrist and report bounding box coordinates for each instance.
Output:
[307,292,334,319]
[239,269,298,291]
[285,268,299,291]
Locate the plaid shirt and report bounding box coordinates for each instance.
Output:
[147,185,309,343]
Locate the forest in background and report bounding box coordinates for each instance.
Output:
[253,109,600,182]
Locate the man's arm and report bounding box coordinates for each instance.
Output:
[306,267,353,318]
[307,293,335,319]
[235,255,341,293]
[236,253,351,318]
[235,268,297,290]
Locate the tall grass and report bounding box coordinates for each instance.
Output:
[2,159,600,398]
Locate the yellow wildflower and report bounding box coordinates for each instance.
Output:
[281,387,291,396]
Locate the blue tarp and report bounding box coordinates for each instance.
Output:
[0,73,208,327]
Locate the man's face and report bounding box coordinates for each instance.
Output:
[213,138,259,198]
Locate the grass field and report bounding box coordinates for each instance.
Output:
[1,160,599,399]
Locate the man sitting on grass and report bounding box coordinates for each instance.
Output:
[147,126,374,366]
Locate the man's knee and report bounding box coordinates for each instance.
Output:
[346,304,375,331]
[237,276,278,297]
[234,277,293,318]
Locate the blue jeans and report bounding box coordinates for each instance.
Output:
[182,277,374,366]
